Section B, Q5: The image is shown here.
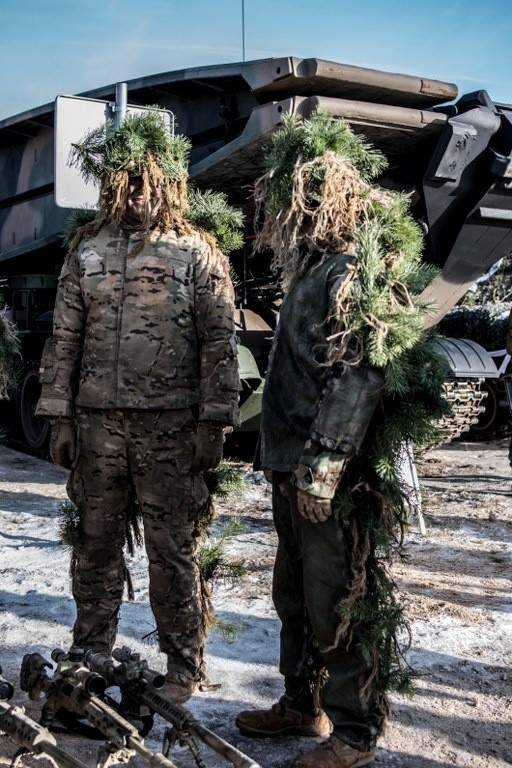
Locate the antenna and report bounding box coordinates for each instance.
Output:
[242,0,245,61]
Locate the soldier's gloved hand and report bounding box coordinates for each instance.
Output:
[296,489,333,523]
[191,423,225,473]
[49,417,77,469]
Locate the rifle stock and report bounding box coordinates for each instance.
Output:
[0,701,89,768]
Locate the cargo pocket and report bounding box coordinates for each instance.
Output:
[38,337,58,384]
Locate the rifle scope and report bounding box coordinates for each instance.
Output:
[86,649,165,690]
[50,648,107,696]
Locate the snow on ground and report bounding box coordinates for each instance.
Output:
[0,440,511,768]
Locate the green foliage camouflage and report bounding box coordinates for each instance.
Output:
[69,110,191,185]
[204,459,247,498]
[438,302,512,352]
[0,301,21,401]
[196,515,247,582]
[186,188,245,255]
[260,110,387,217]
[255,109,450,712]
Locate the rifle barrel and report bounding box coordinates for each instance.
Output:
[126,734,179,768]
[141,688,262,768]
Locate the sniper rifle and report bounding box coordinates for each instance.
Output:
[0,665,87,768]
[0,701,91,768]
[20,648,178,768]
[85,646,261,768]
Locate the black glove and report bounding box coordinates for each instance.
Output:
[49,417,77,469]
[191,423,225,473]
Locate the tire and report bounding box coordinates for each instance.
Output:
[18,368,51,450]
[468,379,512,439]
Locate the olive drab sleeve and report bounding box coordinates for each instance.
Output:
[292,262,384,499]
[35,251,85,418]
[293,365,384,499]
[194,242,240,427]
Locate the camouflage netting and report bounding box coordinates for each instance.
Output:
[438,302,512,351]
[254,109,450,720]
[0,307,20,401]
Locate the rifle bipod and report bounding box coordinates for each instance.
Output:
[163,722,207,768]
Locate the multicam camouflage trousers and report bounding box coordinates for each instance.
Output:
[271,472,381,752]
[67,407,210,679]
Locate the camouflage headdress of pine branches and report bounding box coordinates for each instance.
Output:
[255,109,439,369]
[256,109,451,715]
[254,109,388,285]
[66,110,246,256]
[69,109,193,236]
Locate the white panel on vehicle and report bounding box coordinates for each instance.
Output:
[54,94,173,209]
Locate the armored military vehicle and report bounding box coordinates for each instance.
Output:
[1,56,512,451]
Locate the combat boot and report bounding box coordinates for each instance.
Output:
[293,734,375,768]
[164,670,198,704]
[235,695,332,738]
[164,667,200,704]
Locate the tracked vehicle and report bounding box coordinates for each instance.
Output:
[1,56,512,450]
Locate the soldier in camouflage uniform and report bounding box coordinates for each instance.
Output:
[236,252,383,768]
[235,111,445,768]
[36,114,240,703]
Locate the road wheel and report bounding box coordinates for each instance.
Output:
[18,368,50,450]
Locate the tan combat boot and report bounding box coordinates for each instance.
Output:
[164,669,200,704]
[235,697,332,738]
[293,734,375,768]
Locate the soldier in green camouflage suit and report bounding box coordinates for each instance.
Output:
[235,111,446,768]
[36,115,240,703]
[236,252,383,767]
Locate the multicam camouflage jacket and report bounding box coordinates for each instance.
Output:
[36,224,240,426]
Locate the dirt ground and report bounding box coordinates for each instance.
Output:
[0,437,510,768]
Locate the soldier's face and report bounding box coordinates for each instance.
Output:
[124,176,162,225]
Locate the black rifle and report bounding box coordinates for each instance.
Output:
[86,646,261,768]
[20,648,178,768]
